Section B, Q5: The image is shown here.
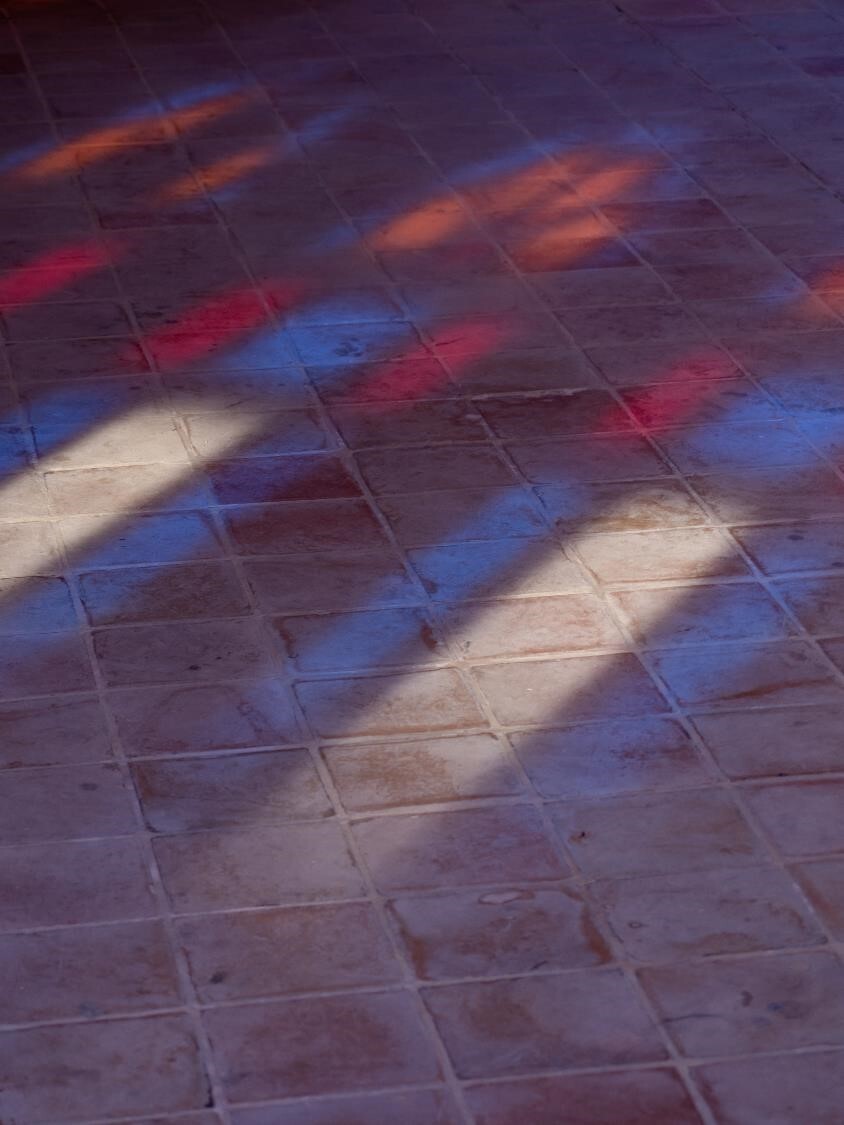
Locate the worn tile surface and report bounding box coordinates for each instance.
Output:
[2,0,844,1122]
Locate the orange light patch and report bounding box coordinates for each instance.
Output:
[157,143,277,203]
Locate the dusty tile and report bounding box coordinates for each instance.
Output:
[508,433,669,485]
[693,704,844,778]
[0,576,77,634]
[208,454,360,505]
[0,632,95,700]
[555,303,706,346]
[611,582,794,647]
[0,1015,207,1122]
[323,733,523,811]
[60,511,226,568]
[551,789,765,878]
[275,606,446,673]
[651,641,844,710]
[245,548,419,614]
[594,866,824,964]
[694,1050,844,1125]
[744,779,844,857]
[0,837,154,931]
[475,390,634,440]
[641,950,844,1057]
[387,885,610,980]
[775,575,844,637]
[356,443,515,493]
[0,921,181,1023]
[154,821,364,912]
[423,970,666,1078]
[132,750,330,833]
[78,561,250,625]
[653,421,816,474]
[574,527,746,584]
[45,463,214,515]
[230,1089,460,1125]
[330,399,484,448]
[408,539,588,602]
[352,805,565,893]
[184,408,329,458]
[0,762,134,844]
[297,668,484,739]
[450,349,599,395]
[733,520,844,575]
[587,340,740,386]
[539,479,708,535]
[475,653,668,727]
[0,521,62,578]
[107,678,300,757]
[691,467,844,525]
[0,695,110,769]
[464,1070,703,1125]
[93,618,275,687]
[439,593,624,658]
[177,902,400,1002]
[377,487,547,547]
[511,716,706,799]
[205,991,440,1101]
[224,499,386,556]
[793,857,844,939]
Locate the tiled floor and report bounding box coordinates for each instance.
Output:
[3,0,844,1122]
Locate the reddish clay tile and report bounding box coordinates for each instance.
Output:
[0,696,111,769]
[230,1090,460,1124]
[205,991,440,1101]
[423,969,666,1078]
[177,902,400,1002]
[694,1050,844,1125]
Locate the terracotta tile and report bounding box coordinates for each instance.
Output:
[775,575,844,637]
[60,511,226,568]
[155,821,364,912]
[107,678,301,757]
[93,618,276,687]
[0,695,110,769]
[621,378,779,430]
[0,632,95,700]
[793,857,844,939]
[555,303,706,346]
[387,884,610,980]
[208,453,361,505]
[205,991,440,1101]
[476,390,633,440]
[409,539,588,602]
[0,521,62,578]
[693,704,844,778]
[356,444,515,493]
[587,340,740,387]
[734,520,844,576]
[507,433,670,484]
[475,653,668,726]
[439,593,624,658]
[177,902,400,1002]
[230,1089,460,1125]
[245,548,420,614]
[423,969,666,1078]
[464,1069,703,1125]
[0,576,77,634]
[530,265,671,309]
[184,408,329,458]
[551,788,765,877]
[745,779,844,857]
[0,762,134,844]
[574,527,746,584]
[0,1015,207,1122]
[0,837,154,931]
[377,487,546,547]
[594,865,824,964]
[352,805,566,892]
[694,1050,844,1125]
[291,323,422,368]
[308,357,457,404]
[297,668,484,739]
[0,920,181,1023]
[449,349,599,395]
[45,463,214,516]
[651,641,844,710]
[692,467,844,525]
[653,421,816,474]
[78,561,250,625]
[275,606,446,673]
[8,337,149,383]
[224,499,386,555]
[132,749,331,833]
[641,950,844,1057]
[323,733,523,811]
[511,717,707,799]
[610,582,794,647]
[538,480,708,535]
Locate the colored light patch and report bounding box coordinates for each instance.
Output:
[157,143,279,203]
[0,241,114,306]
